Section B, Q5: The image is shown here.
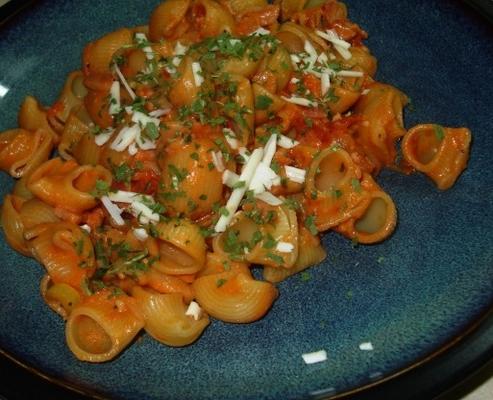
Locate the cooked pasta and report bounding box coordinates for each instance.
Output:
[0,0,472,362]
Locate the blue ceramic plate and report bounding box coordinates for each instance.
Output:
[0,1,492,399]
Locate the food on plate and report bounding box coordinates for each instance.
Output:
[0,0,471,362]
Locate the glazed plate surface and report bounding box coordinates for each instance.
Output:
[0,1,492,399]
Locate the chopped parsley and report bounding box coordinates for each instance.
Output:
[216,278,227,288]
[434,124,445,141]
[305,215,318,236]
[255,95,273,110]
[267,252,284,265]
[91,179,111,198]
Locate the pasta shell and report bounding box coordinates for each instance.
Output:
[132,287,209,347]
[66,289,144,362]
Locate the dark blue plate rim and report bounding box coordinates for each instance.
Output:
[0,305,492,399]
[0,0,492,399]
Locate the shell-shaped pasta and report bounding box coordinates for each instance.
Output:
[138,267,195,303]
[157,138,224,218]
[266,45,292,90]
[234,4,280,36]
[132,287,209,347]
[354,82,408,169]
[263,226,326,282]
[153,218,207,275]
[401,124,472,190]
[192,0,235,38]
[327,73,365,114]
[0,128,53,178]
[18,96,59,143]
[1,194,30,256]
[72,131,103,166]
[26,222,95,289]
[27,158,112,213]
[212,211,258,262]
[275,0,308,21]
[278,21,327,52]
[19,198,60,230]
[228,74,254,145]
[12,175,34,200]
[83,28,133,75]
[192,269,278,323]
[66,289,144,362]
[198,252,251,277]
[335,174,397,243]
[253,83,285,125]
[291,0,347,28]
[304,147,367,231]
[149,0,191,41]
[168,56,200,107]
[40,275,81,319]
[221,53,262,79]
[222,0,268,16]
[213,205,298,268]
[58,113,90,160]
[49,71,87,128]
[249,205,298,268]
[347,46,377,77]
[84,88,113,129]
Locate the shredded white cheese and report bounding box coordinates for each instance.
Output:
[359,342,374,351]
[101,196,125,226]
[133,228,149,241]
[238,147,250,163]
[249,163,279,194]
[132,111,160,129]
[113,63,136,100]
[110,125,140,152]
[109,81,121,115]
[281,96,318,108]
[171,42,188,68]
[290,54,301,69]
[337,70,364,78]
[185,301,203,321]
[149,108,170,117]
[130,201,160,224]
[211,151,225,172]
[276,241,294,253]
[108,190,153,204]
[321,72,331,96]
[304,40,318,65]
[302,350,328,365]
[215,148,263,233]
[317,52,329,64]
[285,166,306,184]
[94,128,114,146]
[128,142,138,155]
[135,32,154,61]
[255,191,283,206]
[223,128,239,150]
[222,170,240,187]
[277,134,299,149]
[80,224,91,233]
[250,27,271,36]
[316,29,352,60]
[262,134,277,166]
[191,62,204,87]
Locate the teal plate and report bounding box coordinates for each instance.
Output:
[0,1,493,399]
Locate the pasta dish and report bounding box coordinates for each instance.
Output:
[0,0,471,362]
